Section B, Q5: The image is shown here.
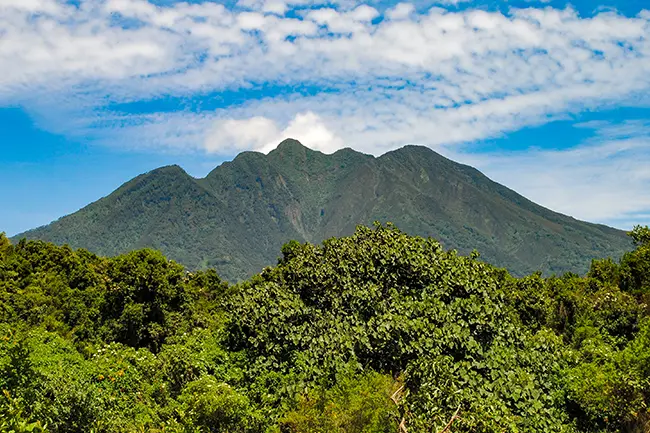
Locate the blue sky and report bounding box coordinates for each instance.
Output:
[1,0,650,236]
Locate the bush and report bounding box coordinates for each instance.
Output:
[178,376,253,432]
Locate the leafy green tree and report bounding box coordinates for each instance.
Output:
[178,376,254,432]
[102,249,191,351]
[630,225,650,246]
[588,257,621,287]
[0,232,10,257]
[228,224,577,432]
[620,226,650,295]
[566,318,650,431]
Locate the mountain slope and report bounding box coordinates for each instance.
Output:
[14,139,632,281]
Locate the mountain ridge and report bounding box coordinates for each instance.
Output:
[14,139,632,281]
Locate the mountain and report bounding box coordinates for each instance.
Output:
[14,139,632,281]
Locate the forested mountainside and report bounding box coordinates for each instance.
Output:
[15,139,632,282]
[1,224,650,432]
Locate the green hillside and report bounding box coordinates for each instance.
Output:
[1,225,650,432]
[14,139,633,281]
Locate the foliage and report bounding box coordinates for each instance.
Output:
[630,226,650,247]
[0,232,10,257]
[277,369,399,433]
[177,376,254,432]
[0,223,649,432]
[0,390,47,433]
[620,226,650,296]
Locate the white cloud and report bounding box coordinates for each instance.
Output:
[3,0,648,105]
[385,3,415,20]
[205,116,281,153]
[204,111,344,155]
[273,112,345,154]
[1,0,650,225]
[431,0,472,6]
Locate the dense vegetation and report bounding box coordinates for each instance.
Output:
[16,140,632,281]
[1,223,649,432]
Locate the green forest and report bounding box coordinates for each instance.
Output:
[1,223,649,433]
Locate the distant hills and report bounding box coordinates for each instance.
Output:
[14,139,632,281]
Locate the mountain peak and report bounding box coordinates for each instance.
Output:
[385,144,443,159]
[268,138,320,165]
[118,164,190,187]
[150,164,188,175]
[275,138,309,153]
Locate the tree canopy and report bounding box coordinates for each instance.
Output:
[1,223,649,432]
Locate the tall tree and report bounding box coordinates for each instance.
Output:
[630,225,650,246]
[0,232,10,256]
[621,225,650,294]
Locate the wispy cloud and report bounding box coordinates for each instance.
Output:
[455,120,650,229]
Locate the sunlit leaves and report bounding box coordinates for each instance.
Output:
[1,223,650,432]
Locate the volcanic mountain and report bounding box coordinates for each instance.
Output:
[14,139,632,281]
